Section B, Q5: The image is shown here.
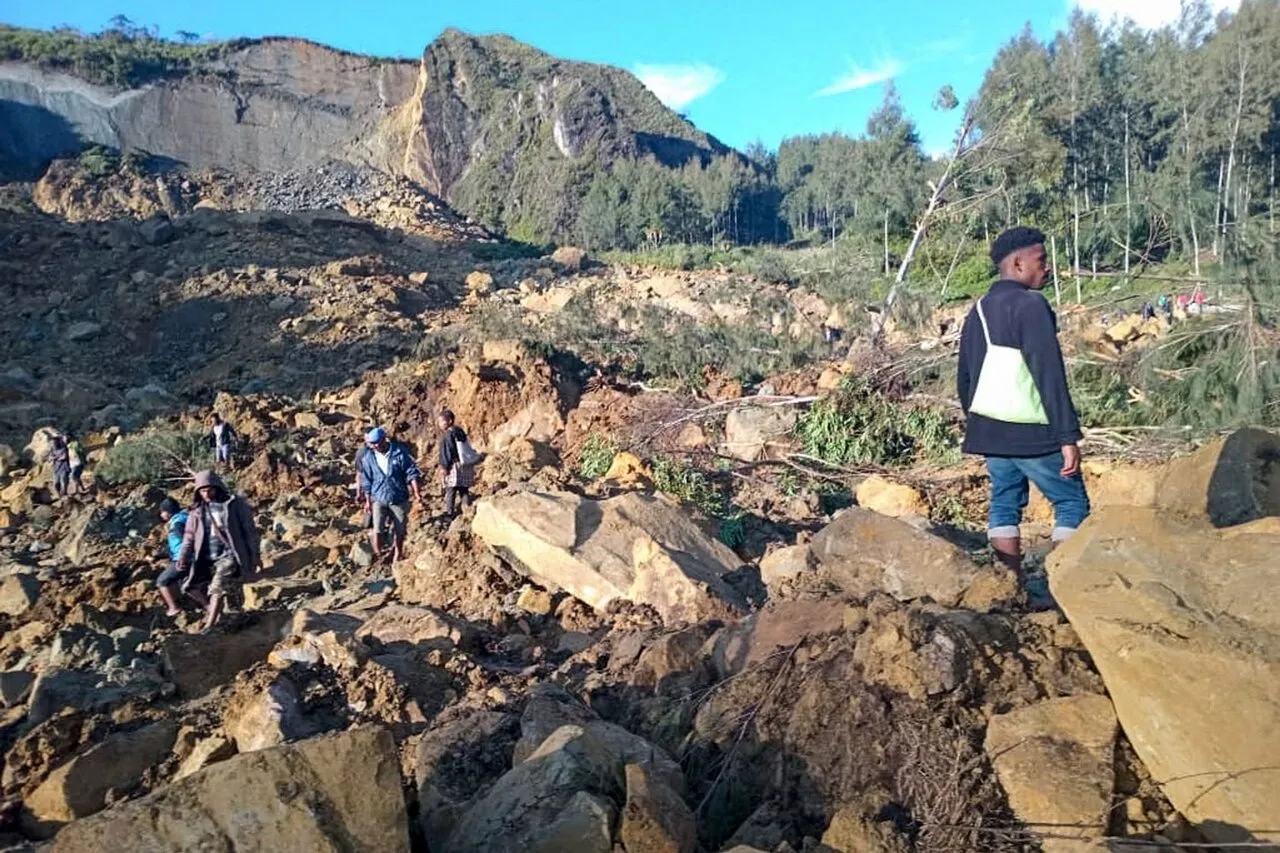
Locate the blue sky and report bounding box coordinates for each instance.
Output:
[2,0,1240,155]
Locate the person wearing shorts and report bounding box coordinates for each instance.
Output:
[356,426,422,563]
[176,470,260,632]
[156,497,208,616]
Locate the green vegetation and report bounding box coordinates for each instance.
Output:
[796,377,961,468]
[650,455,746,548]
[577,433,619,480]
[1069,286,1280,433]
[0,21,248,87]
[96,429,209,486]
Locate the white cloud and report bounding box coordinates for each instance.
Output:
[814,59,903,97]
[1072,0,1241,29]
[633,63,726,111]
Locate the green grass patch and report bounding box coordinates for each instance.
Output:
[796,376,960,467]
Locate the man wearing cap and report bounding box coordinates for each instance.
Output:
[356,426,422,563]
[957,226,1090,574]
[176,470,260,632]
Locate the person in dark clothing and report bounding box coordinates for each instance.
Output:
[208,414,237,469]
[956,226,1090,573]
[176,470,260,632]
[437,410,477,517]
[47,432,72,498]
[156,497,207,616]
[356,427,422,563]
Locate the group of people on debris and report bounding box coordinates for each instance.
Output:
[44,431,85,498]
[1133,286,1209,324]
[37,225,1095,628]
[152,408,478,630]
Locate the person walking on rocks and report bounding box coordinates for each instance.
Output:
[156,497,207,616]
[356,426,422,563]
[176,470,260,632]
[208,413,237,470]
[437,409,478,518]
[47,432,72,499]
[957,226,1090,573]
[66,434,85,495]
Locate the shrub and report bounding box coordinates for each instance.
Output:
[577,433,618,480]
[796,377,959,467]
[77,144,119,177]
[0,24,250,88]
[650,455,748,548]
[96,429,208,485]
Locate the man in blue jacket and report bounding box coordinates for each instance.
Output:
[957,226,1090,573]
[356,426,423,563]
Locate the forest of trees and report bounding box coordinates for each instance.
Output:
[576,0,1280,282]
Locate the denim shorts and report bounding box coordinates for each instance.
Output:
[986,452,1091,541]
[157,562,182,588]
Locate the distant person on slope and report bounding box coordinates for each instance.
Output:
[156,497,207,617]
[437,409,478,518]
[356,427,422,563]
[956,226,1090,574]
[177,470,261,632]
[47,432,72,499]
[208,413,238,470]
[66,434,86,495]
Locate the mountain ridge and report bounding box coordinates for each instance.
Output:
[0,25,735,240]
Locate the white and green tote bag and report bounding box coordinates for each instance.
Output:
[968,298,1049,425]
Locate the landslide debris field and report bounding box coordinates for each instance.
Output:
[0,159,1278,853]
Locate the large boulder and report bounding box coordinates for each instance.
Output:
[415,710,521,841]
[0,573,40,616]
[809,508,982,606]
[223,677,312,752]
[357,603,479,652]
[472,490,746,624]
[984,695,1117,853]
[722,405,797,462]
[1153,428,1280,527]
[47,726,408,853]
[23,722,179,835]
[440,724,622,853]
[1048,508,1280,841]
[619,762,696,853]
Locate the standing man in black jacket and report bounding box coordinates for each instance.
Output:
[957,227,1090,573]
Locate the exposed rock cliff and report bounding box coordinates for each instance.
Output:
[0,38,418,179]
[399,29,729,234]
[1,29,731,238]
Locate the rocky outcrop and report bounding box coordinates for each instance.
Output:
[3,29,730,239]
[471,490,746,624]
[401,29,728,233]
[1048,508,1280,841]
[47,726,408,853]
[0,40,417,179]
